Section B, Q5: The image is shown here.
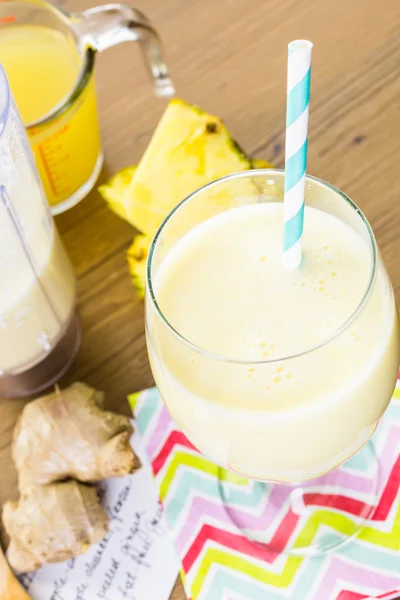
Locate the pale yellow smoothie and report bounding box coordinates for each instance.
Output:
[147,202,399,481]
[0,231,76,374]
[0,135,76,374]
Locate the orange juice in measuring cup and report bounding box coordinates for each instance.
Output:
[0,1,174,214]
[0,24,101,212]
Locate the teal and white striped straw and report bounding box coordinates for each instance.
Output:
[283,40,313,269]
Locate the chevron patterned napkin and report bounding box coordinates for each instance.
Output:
[129,375,400,600]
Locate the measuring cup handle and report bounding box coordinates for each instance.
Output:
[71,4,175,98]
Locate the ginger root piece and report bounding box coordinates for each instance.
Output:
[3,481,109,573]
[13,382,141,488]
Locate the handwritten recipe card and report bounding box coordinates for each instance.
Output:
[18,425,180,600]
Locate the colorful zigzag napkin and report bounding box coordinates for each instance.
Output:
[129,377,400,600]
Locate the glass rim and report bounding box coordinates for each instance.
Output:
[27,48,95,130]
[0,0,96,131]
[146,168,378,365]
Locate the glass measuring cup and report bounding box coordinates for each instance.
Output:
[0,1,174,214]
[0,65,81,398]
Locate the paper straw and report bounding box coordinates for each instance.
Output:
[282,40,313,269]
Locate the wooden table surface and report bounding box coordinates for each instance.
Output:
[2,0,400,598]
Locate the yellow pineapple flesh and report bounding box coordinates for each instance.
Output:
[127,234,149,298]
[123,99,253,237]
[123,157,273,296]
[98,166,137,222]
[99,98,273,296]
[251,158,272,169]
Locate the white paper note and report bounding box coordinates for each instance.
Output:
[18,424,180,600]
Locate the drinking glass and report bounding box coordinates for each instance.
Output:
[145,170,400,555]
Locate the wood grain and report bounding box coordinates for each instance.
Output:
[0,544,32,600]
[1,0,400,598]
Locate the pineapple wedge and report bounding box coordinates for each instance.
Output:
[251,158,272,169]
[99,98,273,297]
[123,99,253,237]
[127,234,149,298]
[100,157,272,227]
[98,166,137,221]
[125,155,273,297]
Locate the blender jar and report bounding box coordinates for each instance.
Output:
[0,65,80,398]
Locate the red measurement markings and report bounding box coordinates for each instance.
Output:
[0,15,15,23]
[38,144,58,197]
[54,124,69,138]
[37,126,71,198]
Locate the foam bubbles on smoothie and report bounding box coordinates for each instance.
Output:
[155,203,371,362]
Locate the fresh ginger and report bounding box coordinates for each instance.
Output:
[3,382,141,573]
[12,382,141,488]
[3,481,109,572]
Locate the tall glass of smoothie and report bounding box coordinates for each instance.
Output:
[146,169,399,555]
